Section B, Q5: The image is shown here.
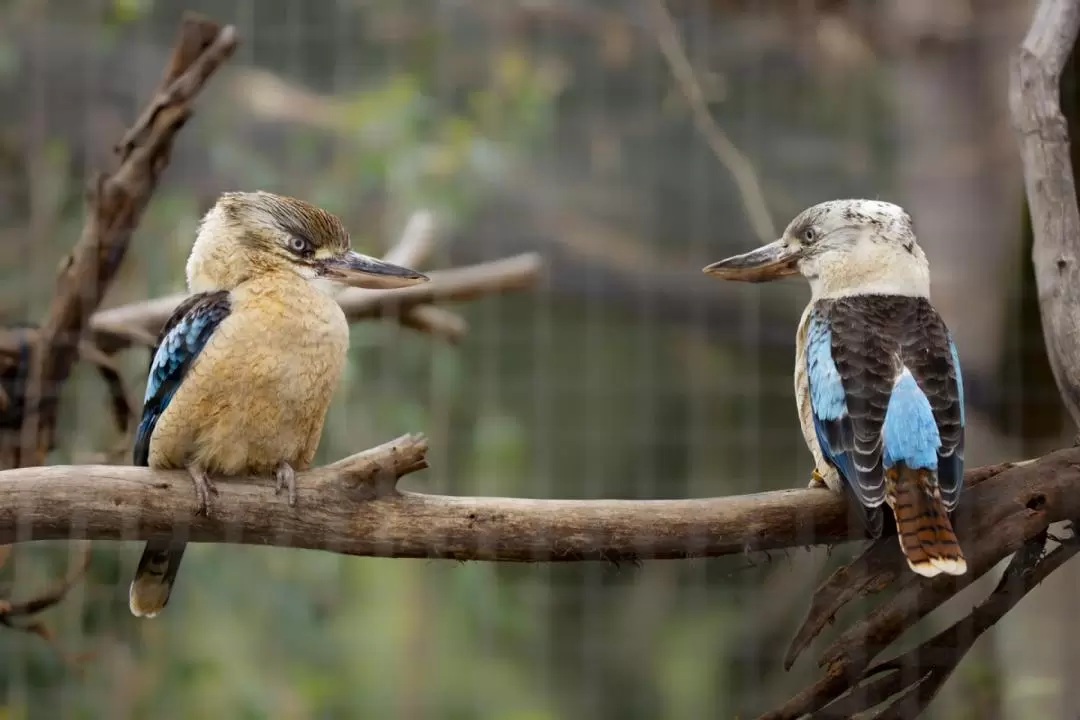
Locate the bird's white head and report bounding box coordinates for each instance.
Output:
[702,199,930,300]
[185,191,429,295]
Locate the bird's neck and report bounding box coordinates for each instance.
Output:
[238,270,320,299]
[232,271,347,335]
[808,249,930,301]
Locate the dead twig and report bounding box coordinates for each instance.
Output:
[645,0,776,242]
[13,13,237,467]
[90,253,543,350]
[77,341,134,435]
[0,542,94,666]
[764,450,1072,718]
[783,461,1013,670]
[806,527,1073,719]
[379,210,471,343]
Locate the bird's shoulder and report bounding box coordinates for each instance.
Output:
[134,290,232,466]
[156,290,232,343]
[811,295,956,374]
[146,290,233,394]
[810,294,963,444]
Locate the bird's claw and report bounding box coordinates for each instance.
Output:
[274,462,297,507]
[808,468,828,489]
[190,468,218,517]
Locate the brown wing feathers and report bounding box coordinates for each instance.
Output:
[815,295,967,576]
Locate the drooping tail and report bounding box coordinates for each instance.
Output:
[129,540,187,618]
[885,464,967,577]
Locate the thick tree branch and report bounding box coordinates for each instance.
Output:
[782,460,1017,671]
[764,449,1070,719]
[0,443,1072,568]
[1010,0,1080,427]
[11,14,236,467]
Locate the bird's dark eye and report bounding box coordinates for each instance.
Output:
[802,228,816,242]
[287,235,312,256]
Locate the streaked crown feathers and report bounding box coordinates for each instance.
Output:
[184,191,428,294]
[787,199,930,300]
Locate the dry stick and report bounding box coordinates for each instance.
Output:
[76,341,135,435]
[378,211,470,343]
[87,209,493,350]
[0,326,134,436]
[866,530,1075,719]
[90,253,542,350]
[0,540,93,666]
[14,15,237,467]
[864,526,1058,716]
[645,0,776,242]
[783,460,1017,670]
[814,528,1069,720]
[784,538,905,671]
[0,13,236,654]
[763,449,1079,719]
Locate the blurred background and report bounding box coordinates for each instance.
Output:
[0,0,1074,717]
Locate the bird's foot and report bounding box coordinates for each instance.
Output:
[274,461,297,507]
[188,465,218,517]
[808,467,828,489]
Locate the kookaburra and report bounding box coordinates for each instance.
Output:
[704,199,966,577]
[129,191,429,617]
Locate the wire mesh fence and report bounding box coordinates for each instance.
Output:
[0,0,1072,717]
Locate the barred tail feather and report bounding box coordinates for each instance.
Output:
[129,540,187,618]
[885,465,967,577]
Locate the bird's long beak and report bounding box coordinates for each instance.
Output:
[319,251,429,289]
[702,239,801,283]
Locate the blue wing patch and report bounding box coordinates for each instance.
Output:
[948,338,965,427]
[937,335,965,508]
[881,370,940,470]
[132,291,231,467]
[807,318,847,422]
[806,314,863,500]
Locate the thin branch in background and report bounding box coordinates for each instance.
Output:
[378,210,471,343]
[0,541,94,666]
[767,458,1073,715]
[76,341,134,436]
[810,527,1074,719]
[0,12,238,660]
[645,0,777,242]
[12,13,237,468]
[89,253,543,350]
[781,461,1014,671]
[383,210,438,267]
